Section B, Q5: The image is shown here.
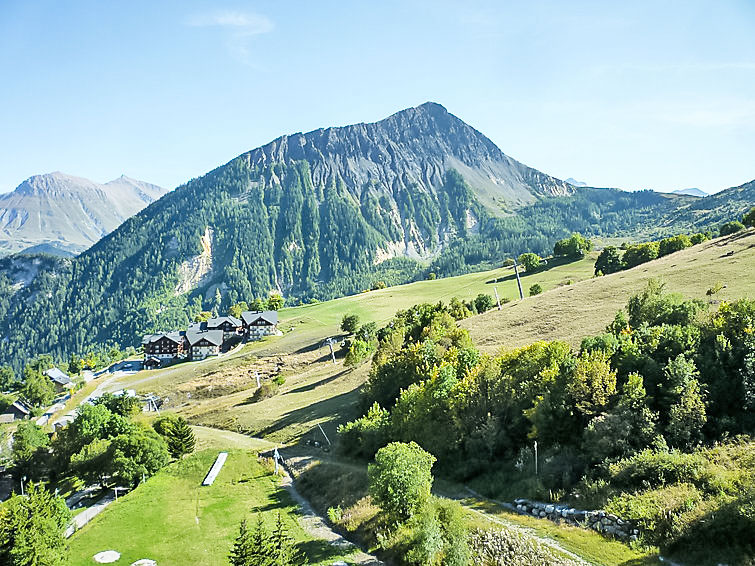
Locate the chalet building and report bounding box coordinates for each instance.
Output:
[141,311,280,366]
[142,331,187,361]
[45,367,74,394]
[186,327,224,360]
[241,310,279,341]
[205,316,243,341]
[0,399,32,423]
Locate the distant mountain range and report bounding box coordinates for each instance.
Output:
[672,187,708,197]
[0,102,752,369]
[565,177,588,187]
[0,172,168,256]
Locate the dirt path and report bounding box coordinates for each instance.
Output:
[275,457,384,566]
[281,450,594,566]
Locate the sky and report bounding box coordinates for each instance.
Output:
[1,0,754,194]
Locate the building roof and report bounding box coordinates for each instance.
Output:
[142,331,186,345]
[206,316,242,329]
[9,399,32,415]
[45,367,71,386]
[186,327,224,346]
[241,310,278,326]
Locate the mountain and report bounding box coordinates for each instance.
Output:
[0,172,168,256]
[565,177,588,187]
[0,102,752,369]
[671,187,708,197]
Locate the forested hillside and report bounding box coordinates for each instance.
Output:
[0,103,752,370]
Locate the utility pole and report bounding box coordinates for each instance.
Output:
[317,423,332,447]
[513,258,524,300]
[322,338,336,364]
[494,287,502,310]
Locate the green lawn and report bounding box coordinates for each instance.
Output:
[67,449,356,566]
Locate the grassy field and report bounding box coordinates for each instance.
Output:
[463,229,755,351]
[269,251,598,355]
[67,448,357,566]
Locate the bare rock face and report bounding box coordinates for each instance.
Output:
[245,102,572,214]
[0,172,168,256]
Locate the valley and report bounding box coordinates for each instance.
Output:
[37,229,753,566]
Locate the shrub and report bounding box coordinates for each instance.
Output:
[473,293,495,313]
[605,483,703,546]
[658,234,692,257]
[553,233,592,258]
[517,253,542,272]
[252,381,279,402]
[622,241,659,269]
[341,314,360,334]
[339,402,391,459]
[668,486,755,562]
[345,339,375,367]
[528,283,543,296]
[720,221,745,237]
[368,441,436,520]
[690,232,710,245]
[743,206,755,228]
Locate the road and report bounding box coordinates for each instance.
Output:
[65,490,117,538]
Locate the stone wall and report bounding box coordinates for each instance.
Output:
[513,499,640,541]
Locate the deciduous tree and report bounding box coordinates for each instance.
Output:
[368,441,436,520]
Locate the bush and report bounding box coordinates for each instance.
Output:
[605,483,703,546]
[690,232,710,245]
[594,246,622,276]
[658,234,692,257]
[368,441,436,520]
[473,293,495,313]
[622,241,659,269]
[719,221,745,237]
[339,403,391,459]
[743,206,755,228]
[528,283,543,296]
[553,233,592,258]
[517,253,542,272]
[252,381,279,402]
[345,339,376,367]
[341,314,360,334]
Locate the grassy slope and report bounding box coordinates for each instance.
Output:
[66,231,755,566]
[463,229,755,351]
[67,447,355,566]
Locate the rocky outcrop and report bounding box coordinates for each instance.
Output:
[513,499,640,542]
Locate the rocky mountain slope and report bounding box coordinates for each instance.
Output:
[0,102,752,369]
[0,172,168,256]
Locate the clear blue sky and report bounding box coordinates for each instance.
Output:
[1,0,754,194]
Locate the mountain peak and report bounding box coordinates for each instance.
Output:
[1,172,166,256]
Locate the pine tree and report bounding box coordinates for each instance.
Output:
[269,512,303,566]
[229,519,252,566]
[167,417,196,459]
[249,515,274,566]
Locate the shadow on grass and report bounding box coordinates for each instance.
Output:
[255,388,361,438]
[296,539,349,563]
[484,256,581,285]
[250,488,295,514]
[285,369,350,395]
